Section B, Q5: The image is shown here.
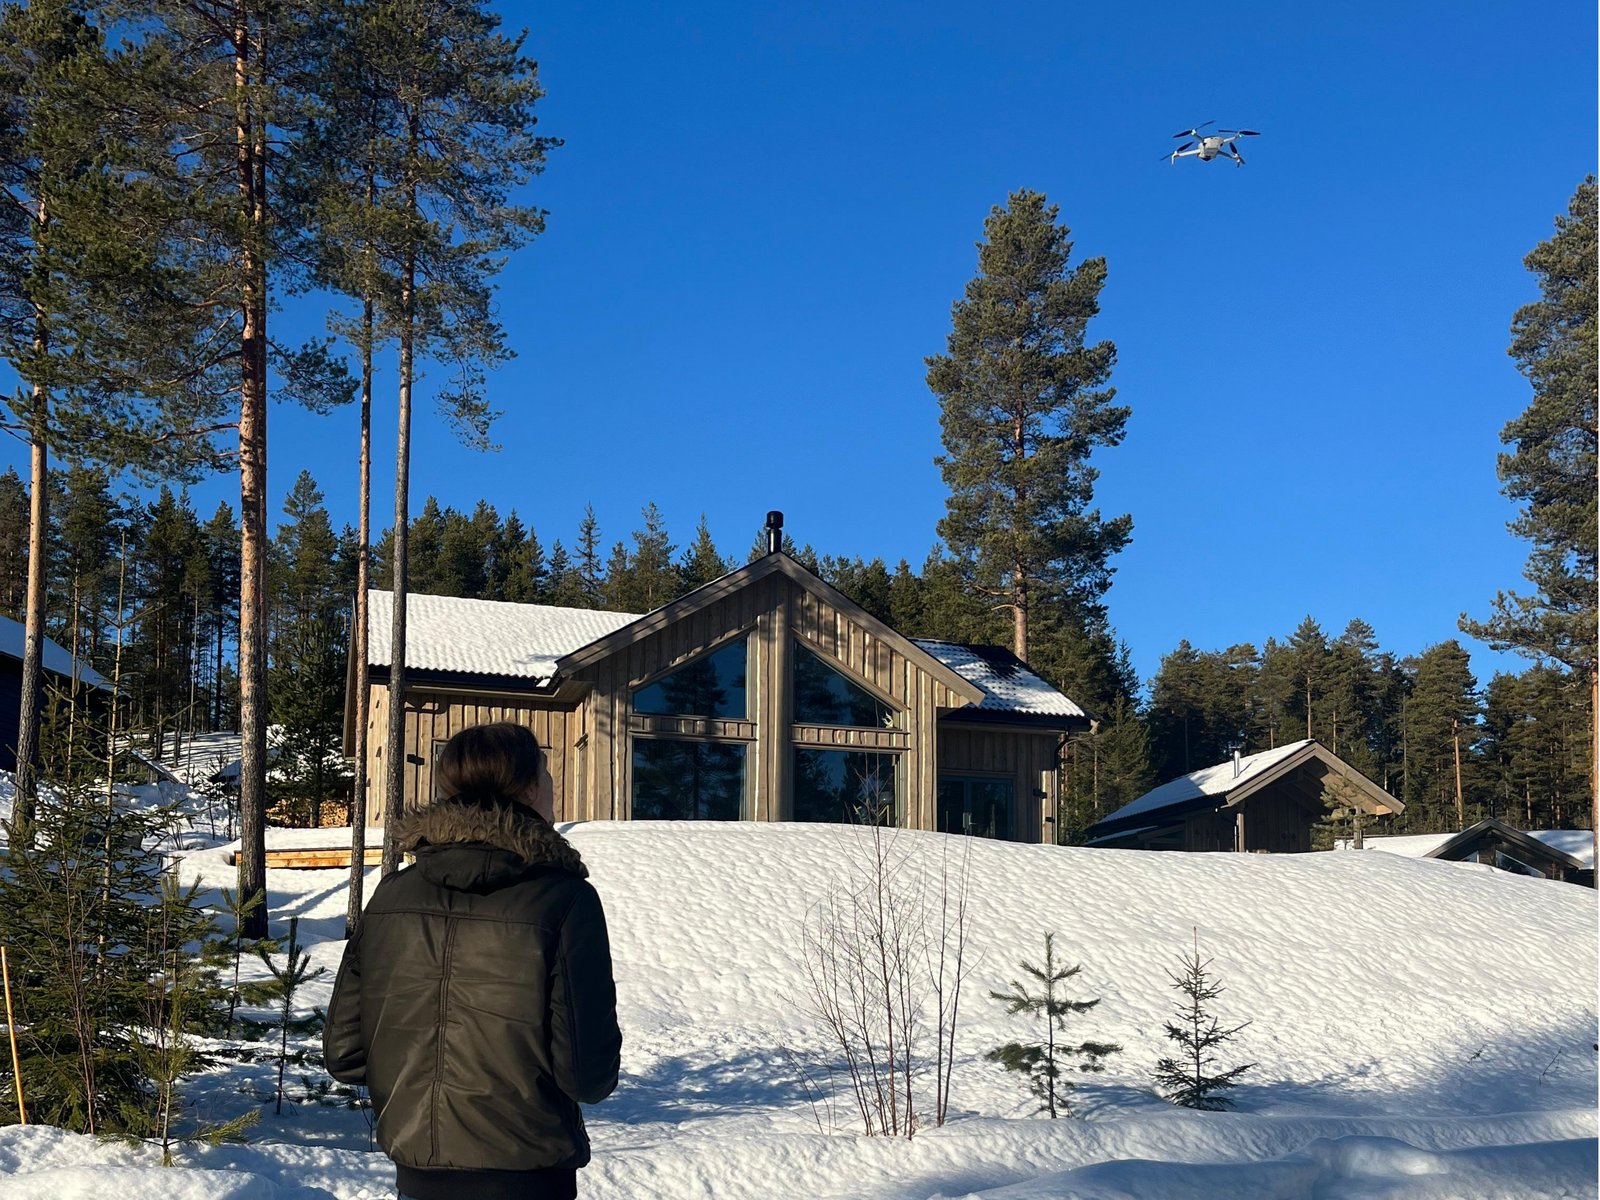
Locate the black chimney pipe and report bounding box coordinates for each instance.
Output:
[765,510,784,555]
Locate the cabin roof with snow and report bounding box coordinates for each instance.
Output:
[361,554,1087,723]
[1084,739,1403,849]
[0,614,109,689]
[1418,818,1591,883]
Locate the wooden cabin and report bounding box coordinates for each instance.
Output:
[1418,818,1593,886]
[345,543,1091,843]
[0,614,110,771]
[1083,739,1402,853]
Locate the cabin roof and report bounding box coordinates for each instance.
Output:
[1087,739,1402,837]
[911,640,1090,719]
[362,559,1087,721]
[366,590,639,685]
[1419,818,1589,872]
[0,614,109,689]
[1357,828,1596,870]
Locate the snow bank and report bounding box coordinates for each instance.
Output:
[943,1134,1600,1199]
[2,823,1595,1199]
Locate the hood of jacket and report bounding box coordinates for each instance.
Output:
[395,799,587,891]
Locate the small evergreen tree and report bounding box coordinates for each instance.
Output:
[987,932,1120,1117]
[1152,933,1255,1111]
[254,915,325,1116]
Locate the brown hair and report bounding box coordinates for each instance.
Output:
[435,722,544,808]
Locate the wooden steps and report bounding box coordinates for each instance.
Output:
[226,847,386,870]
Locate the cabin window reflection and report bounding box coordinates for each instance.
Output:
[633,636,748,719]
[792,643,898,728]
[792,748,899,824]
[937,776,1014,840]
[632,738,745,820]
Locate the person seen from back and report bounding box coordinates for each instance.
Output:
[325,721,622,1200]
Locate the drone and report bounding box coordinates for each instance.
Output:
[1168,122,1260,167]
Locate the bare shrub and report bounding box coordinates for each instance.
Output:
[801,820,977,1137]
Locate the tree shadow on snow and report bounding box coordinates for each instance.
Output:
[596,1050,825,1125]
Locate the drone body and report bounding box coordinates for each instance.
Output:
[1169,122,1260,167]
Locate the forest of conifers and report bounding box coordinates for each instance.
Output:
[1,464,1589,842]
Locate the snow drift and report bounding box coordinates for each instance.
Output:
[0,821,1594,1199]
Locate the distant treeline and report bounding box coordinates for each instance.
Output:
[5,465,1585,840]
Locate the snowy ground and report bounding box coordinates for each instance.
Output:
[1,821,1595,1199]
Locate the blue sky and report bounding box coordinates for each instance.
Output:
[12,0,1597,684]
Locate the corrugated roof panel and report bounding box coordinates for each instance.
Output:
[366,591,641,683]
[911,639,1088,717]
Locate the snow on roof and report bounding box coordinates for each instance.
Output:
[1362,829,1595,870]
[0,613,108,689]
[911,640,1088,718]
[367,591,641,685]
[1099,739,1315,828]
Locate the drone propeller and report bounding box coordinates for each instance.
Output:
[1232,145,1246,165]
[1232,130,1261,136]
[1173,120,1214,138]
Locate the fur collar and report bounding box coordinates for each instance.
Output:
[396,800,587,877]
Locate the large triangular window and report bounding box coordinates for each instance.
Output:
[633,637,748,719]
[793,642,897,728]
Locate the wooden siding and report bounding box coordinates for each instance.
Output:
[566,572,976,829]
[937,726,1061,843]
[361,684,580,824]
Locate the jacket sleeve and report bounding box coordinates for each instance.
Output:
[548,881,622,1105]
[323,922,367,1084]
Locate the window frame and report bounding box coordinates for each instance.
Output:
[791,745,904,826]
[790,639,906,730]
[629,628,753,721]
[629,731,752,821]
[936,772,1019,841]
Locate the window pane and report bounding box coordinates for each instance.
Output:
[634,637,748,718]
[937,776,1015,840]
[632,739,745,820]
[793,643,896,728]
[793,748,899,824]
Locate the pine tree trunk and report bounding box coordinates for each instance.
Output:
[381,238,417,877]
[1452,719,1464,831]
[1012,573,1027,661]
[15,374,48,838]
[234,9,271,941]
[346,294,374,935]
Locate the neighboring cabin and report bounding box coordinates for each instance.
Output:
[1359,819,1594,887]
[1083,739,1404,853]
[0,614,110,771]
[346,544,1091,842]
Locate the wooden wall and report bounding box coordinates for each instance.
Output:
[938,725,1060,844]
[362,684,580,824]
[567,572,977,828]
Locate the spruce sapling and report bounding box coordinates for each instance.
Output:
[255,916,326,1115]
[1152,931,1255,1110]
[987,932,1121,1118]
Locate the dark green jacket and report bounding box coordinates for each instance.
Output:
[324,801,621,1196]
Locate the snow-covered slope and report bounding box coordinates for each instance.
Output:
[1,823,1595,1199]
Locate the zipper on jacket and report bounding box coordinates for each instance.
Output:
[430,918,459,1165]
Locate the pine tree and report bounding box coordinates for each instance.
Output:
[269,472,351,828]
[605,503,679,612]
[679,513,728,591]
[1403,641,1480,831]
[254,915,325,1116]
[573,504,605,608]
[1460,177,1596,853]
[500,511,549,602]
[0,467,25,617]
[362,0,557,874]
[986,932,1120,1118]
[926,189,1131,660]
[1152,933,1254,1111]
